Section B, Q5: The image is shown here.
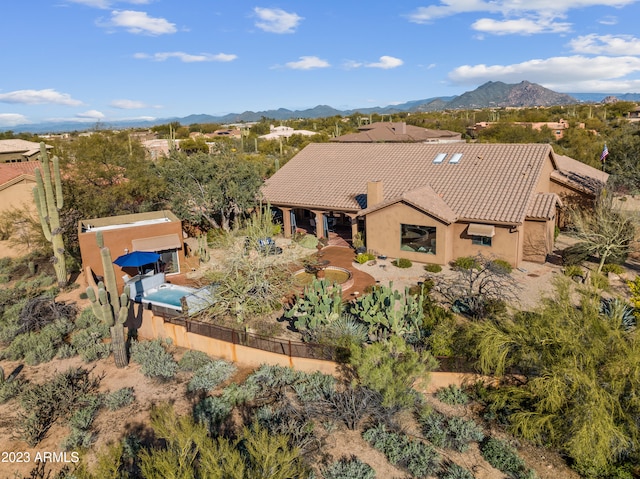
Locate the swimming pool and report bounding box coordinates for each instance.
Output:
[141,283,216,316]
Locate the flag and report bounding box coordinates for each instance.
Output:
[600,143,609,162]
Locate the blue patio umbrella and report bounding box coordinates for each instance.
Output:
[113,251,161,268]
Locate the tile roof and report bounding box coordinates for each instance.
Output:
[331,122,461,143]
[527,192,562,220]
[0,161,39,189]
[262,143,560,224]
[0,139,50,154]
[551,153,608,195]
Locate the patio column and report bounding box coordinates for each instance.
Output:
[280,207,292,238]
[346,213,359,243]
[311,210,325,239]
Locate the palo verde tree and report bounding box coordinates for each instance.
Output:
[568,191,636,273]
[33,142,67,287]
[469,277,640,477]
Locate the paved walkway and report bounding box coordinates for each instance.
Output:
[315,245,376,299]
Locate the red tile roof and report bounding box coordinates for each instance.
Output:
[262,143,601,225]
[0,161,39,189]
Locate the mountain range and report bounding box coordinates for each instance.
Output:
[6,81,640,134]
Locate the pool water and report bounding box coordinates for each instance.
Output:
[145,287,195,307]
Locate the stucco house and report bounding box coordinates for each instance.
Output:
[0,139,53,163]
[332,121,463,143]
[261,143,607,267]
[78,210,186,291]
[0,162,39,212]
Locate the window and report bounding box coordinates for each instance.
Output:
[158,249,179,274]
[400,224,436,254]
[472,235,492,246]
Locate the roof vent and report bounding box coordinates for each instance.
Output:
[433,153,447,164]
[449,153,462,164]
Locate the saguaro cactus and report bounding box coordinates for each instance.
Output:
[33,143,67,287]
[87,232,130,368]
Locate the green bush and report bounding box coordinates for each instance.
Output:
[436,384,469,405]
[2,319,73,365]
[424,263,442,273]
[221,382,260,406]
[130,339,178,381]
[363,424,441,478]
[564,265,584,278]
[392,257,412,268]
[321,456,375,479]
[420,411,484,452]
[601,263,625,275]
[562,243,589,266]
[187,360,236,392]
[590,272,609,289]
[355,252,376,264]
[178,350,213,372]
[453,256,479,270]
[480,437,533,479]
[0,377,25,404]
[104,387,135,410]
[193,395,233,435]
[61,427,94,451]
[292,371,336,403]
[70,323,111,362]
[440,461,475,479]
[490,259,513,274]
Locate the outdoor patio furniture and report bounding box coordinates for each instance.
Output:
[244,237,283,256]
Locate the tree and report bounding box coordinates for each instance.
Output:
[434,254,519,318]
[568,192,636,273]
[469,277,640,477]
[156,147,263,231]
[349,336,437,408]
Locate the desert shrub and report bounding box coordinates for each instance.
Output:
[56,343,76,359]
[355,252,376,264]
[363,423,441,478]
[245,364,302,392]
[392,257,412,268]
[321,456,375,479]
[75,308,99,329]
[130,339,178,381]
[491,259,513,273]
[104,387,135,410]
[304,313,368,352]
[590,271,609,289]
[440,461,475,479]
[2,319,73,365]
[61,427,94,451]
[187,360,236,392]
[71,326,111,363]
[193,395,233,435]
[436,384,469,405]
[0,377,25,403]
[420,411,484,452]
[424,263,442,273]
[480,437,533,479]
[292,371,336,403]
[18,367,101,446]
[601,263,625,275]
[563,264,584,278]
[562,243,590,266]
[254,404,318,455]
[178,350,213,371]
[221,381,260,406]
[68,396,102,430]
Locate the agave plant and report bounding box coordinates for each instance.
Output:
[600,297,636,332]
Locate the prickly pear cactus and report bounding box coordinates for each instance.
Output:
[284,278,343,330]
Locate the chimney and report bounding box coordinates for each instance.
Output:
[367,180,384,207]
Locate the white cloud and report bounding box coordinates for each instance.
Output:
[76,110,105,120]
[254,7,303,33]
[284,56,330,70]
[472,17,571,35]
[366,56,404,69]
[0,114,30,127]
[407,0,639,23]
[110,99,146,109]
[0,89,83,106]
[569,34,640,55]
[448,55,640,91]
[106,10,176,35]
[134,51,237,62]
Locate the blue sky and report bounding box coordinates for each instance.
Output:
[2,0,640,127]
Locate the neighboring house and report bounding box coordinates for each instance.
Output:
[261,143,607,267]
[259,125,317,140]
[0,139,53,163]
[627,106,640,122]
[0,161,39,211]
[332,121,463,143]
[467,119,584,140]
[78,210,186,291]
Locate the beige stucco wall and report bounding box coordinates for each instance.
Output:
[534,154,556,193]
[522,218,555,263]
[365,202,449,264]
[0,180,36,213]
[451,223,520,266]
[136,312,338,375]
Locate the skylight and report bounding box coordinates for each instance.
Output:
[449,153,462,164]
[433,153,447,164]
